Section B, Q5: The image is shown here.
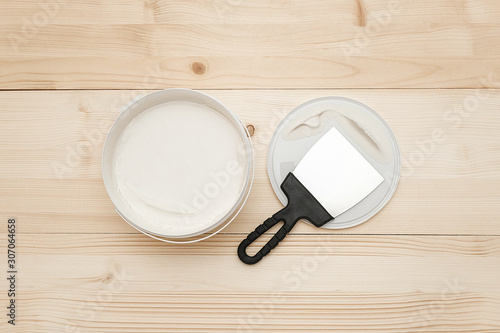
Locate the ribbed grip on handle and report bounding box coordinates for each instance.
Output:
[237,216,293,265]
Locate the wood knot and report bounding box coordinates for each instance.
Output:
[191,61,207,75]
[246,124,255,137]
[101,272,114,284]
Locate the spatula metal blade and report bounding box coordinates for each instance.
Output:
[292,127,384,218]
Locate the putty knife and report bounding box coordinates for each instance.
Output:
[238,127,384,265]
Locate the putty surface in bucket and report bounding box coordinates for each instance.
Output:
[115,101,247,236]
[102,89,253,241]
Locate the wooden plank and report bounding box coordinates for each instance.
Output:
[0,234,499,332]
[2,0,500,89]
[9,291,500,332]
[16,234,500,256]
[0,89,499,235]
[5,0,498,25]
[1,56,499,90]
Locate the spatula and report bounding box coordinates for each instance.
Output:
[238,127,384,265]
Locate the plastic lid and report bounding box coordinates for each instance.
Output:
[267,97,400,229]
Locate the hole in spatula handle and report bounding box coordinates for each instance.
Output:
[238,215,294,265]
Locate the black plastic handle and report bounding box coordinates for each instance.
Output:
[237,210,297,265]
[237,173,333,265]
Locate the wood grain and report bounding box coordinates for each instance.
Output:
[1,234,500,332]
[2,0,500,89]
[1,0,499,26]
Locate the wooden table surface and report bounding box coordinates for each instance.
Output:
[1,1,500,332]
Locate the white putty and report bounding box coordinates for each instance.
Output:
[113,101,248,237]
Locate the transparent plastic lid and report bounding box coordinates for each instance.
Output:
[267,97,400,229]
